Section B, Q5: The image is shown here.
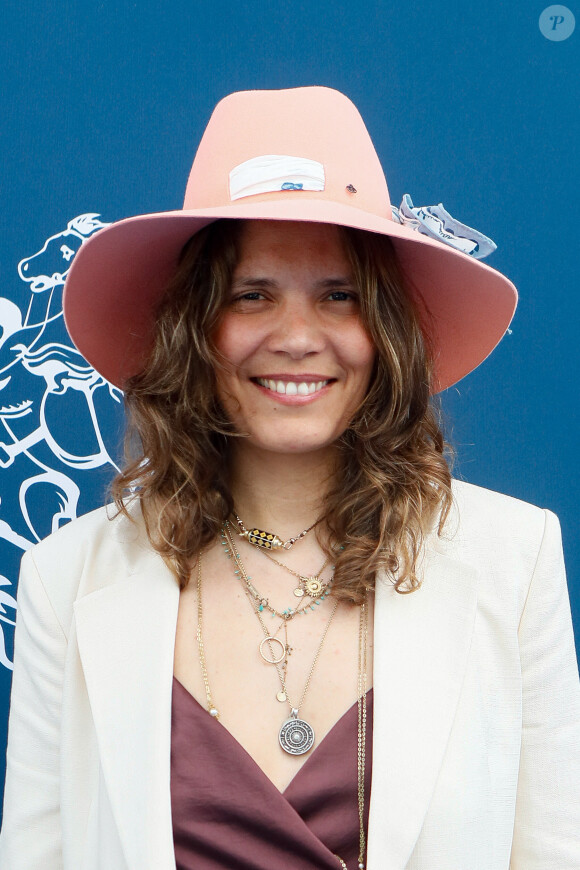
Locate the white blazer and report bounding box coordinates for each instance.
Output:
[1,479,579,870]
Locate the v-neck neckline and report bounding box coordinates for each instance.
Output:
[172,675,373,796]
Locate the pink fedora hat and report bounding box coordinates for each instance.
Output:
[63,86,517,391]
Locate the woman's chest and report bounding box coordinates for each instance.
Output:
[173,567,373,792]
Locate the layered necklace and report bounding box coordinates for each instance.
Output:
[195,514,369,869]
[222,520,337,753]
[233,512,332,601]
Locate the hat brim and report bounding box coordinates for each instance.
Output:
[63,197,517,392]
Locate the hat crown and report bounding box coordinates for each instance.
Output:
[184,86,391,218]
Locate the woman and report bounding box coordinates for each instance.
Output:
[1,86,579,870]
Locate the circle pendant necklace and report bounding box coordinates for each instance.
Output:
[273,598,338,755]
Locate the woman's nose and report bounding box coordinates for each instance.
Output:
[266,300,326,358]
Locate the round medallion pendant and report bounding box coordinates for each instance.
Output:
[279,714,315,755]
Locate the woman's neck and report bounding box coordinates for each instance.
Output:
[228,442,338,537]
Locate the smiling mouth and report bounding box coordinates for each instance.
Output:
[253,377,333,396]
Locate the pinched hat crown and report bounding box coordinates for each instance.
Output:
[184,87,390,218]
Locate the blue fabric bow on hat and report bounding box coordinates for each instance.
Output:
[391,194,497,260]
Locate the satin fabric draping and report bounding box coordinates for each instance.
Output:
[171,676,374,870]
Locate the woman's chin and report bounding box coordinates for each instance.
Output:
[238,430,343,458]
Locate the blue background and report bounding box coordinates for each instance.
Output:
[1,0,578,817]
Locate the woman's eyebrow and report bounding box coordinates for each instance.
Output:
[230,276,355,289]
[315,277,355,289]
[230,277,278,289]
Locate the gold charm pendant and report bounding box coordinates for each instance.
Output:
[302,576,324,597]
[259,636,286,664]
[241,528,284,549]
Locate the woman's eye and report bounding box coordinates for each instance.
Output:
[327,290,357,302]
[230,291,265,303]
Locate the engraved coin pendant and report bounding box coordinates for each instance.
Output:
[279,711,315,755]
[293,587,304,598]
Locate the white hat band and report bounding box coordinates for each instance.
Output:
[229,154,325,201]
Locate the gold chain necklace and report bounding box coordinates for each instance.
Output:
[221,523,332,620]
[195,554,220,720]
[233,512,320,550]
[196,547,369,870]
[238,521,333,600]
[356,596,368,869]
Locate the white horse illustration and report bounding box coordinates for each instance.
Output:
[0,215,125,670]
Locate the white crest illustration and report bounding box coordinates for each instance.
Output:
[0,214,125,670]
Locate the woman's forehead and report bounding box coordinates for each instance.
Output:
[235,220,351,272]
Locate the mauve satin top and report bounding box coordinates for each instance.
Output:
[170,676,373,870]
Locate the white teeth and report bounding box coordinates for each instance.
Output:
[256,378,330,395]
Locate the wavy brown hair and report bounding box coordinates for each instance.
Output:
[111,219,453,602]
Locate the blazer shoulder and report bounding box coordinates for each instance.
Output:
[450,477,549,534]
[19,499,158,631]
[25,501,129,568]
[445,479,558,602]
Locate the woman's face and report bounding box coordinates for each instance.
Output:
[212,220,376,457]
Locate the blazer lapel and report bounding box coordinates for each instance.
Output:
[366,543,478,870]
[74,538,179,870]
